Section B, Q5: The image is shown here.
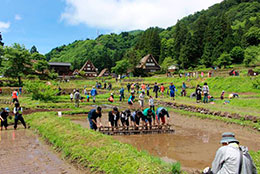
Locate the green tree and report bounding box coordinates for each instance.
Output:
[243,26,260,46]
[161,57,176,72]
[31,52,46,60]
[30,45,38,54]
[111,59,130,75]
[33,60,49,75]
[230,46,244,63]
[2,43,32,85]
[244,45,260,66]
[215,52,233,68]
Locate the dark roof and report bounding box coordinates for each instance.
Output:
[136,54,160,69]
[48,62,71,66]
[80,60,98,72]
[98,68,109,77]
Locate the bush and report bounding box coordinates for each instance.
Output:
[25,81,58,101]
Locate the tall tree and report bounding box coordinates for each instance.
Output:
[30,45,38,54]
[2,44,32,85]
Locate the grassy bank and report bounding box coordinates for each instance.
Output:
[26,112,180,174]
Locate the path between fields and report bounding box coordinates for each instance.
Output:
[0,128,86,174]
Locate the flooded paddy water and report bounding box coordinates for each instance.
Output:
[71,111,260,172]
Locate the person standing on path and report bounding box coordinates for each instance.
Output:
[88,107,102,131]
[169,83,176,100]
[13,102,26,130]
[12,89,19,104]
[90,86,97,103]
[146,84,150,96]
[195,84,202,103]
[149,96,155,111]
[139,91,145,110]
[74,90,81,107]
[119,87,125,101]
[203,132,257,174]
[153,82,159,98]
[0,107,10,130]
[202,83,209,103]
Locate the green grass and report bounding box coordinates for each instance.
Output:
[26,112,180,174]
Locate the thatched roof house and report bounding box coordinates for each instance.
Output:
[80,60,98,77]
[136,54,161,73]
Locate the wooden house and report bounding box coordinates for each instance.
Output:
[48,62,71,76]
[136,54,161,73]
[80,60,98,77]
[168,64,179,72]
[98,68,110,77]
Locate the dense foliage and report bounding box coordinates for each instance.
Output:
[46,0,260,72]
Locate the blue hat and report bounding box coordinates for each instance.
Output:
[220,132,239,144]
[5,107,10,112]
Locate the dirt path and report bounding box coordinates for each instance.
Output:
[0,128,85,174]
[71,110,260,173]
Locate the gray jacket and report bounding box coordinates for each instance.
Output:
[211,143,257,174]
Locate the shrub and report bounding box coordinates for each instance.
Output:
[25,80,58,101]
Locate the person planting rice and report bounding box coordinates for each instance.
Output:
[119,87,125,101]
[12,89,19,104]
[74,89,81,107]
[108,93,114,103]
[108,107,120,129]
[169,83,176,100]
[88,106,102,131]
[120,109,131,128]
[130,110,143,128]
[139,91,145,110]
[13,102,26,130]
[156,107,170,125]
[149,96,155,111]
[142,108,156,129]
[203,132,257,174]
[0,107,10,130]
[128,92,135,109]
[160,83,165,97]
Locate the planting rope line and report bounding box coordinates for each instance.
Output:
[157,101,260,126]
[98,124,175,135]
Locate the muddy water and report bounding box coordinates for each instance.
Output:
[72,111,260,172]
[0,129,85,174]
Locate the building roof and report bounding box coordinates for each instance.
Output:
[79,60,98,72]
[48,62,71,66]
[136,54,160,69]
[98,68,109,77]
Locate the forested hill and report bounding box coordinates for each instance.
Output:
[46,0,260,71]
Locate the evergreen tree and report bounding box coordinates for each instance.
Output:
[30,45,38,54]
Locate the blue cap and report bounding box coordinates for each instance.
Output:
[5,107,10,112]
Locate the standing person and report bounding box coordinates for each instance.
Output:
[202,83,209,103]
[90,86,97,103]
[13,102,26,130]
[169,83,176,100]
[139,91,145,110]
[146,84,150,96]
[181,82,187,97]
[128,92,135,109]
[70,92,73,102]
[201,72,204,78]
[220,90,225,100]
[104,82,107,89]
[108,107,120,128]
[141,83,146,91]
[108,83,112,90]
[127,83,131,93]
[153,83,159,98]
[160,84,165,97]
[74,90,81,107]
[142,108,156,128]
[84,88,87,95]
[149,96,155,111]
[195,85,202,103]
[156,107,170,125]
[119,87,125,102]
[86,93,90,102]
[130,83,135,94]
[12,89,19,104]
[120,109,131,128]
[19,87,22,96]
[0,108,10,130]
[88,107,102,131]
[135,83,140,92]
[203,132,257,174]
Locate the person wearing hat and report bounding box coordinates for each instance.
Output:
[13,102,26,130]
[88,106,102,131]
[108,107,120,128]
[203,132,257,174]
[0,108,10,130]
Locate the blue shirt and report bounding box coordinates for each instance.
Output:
[90,88,97,96]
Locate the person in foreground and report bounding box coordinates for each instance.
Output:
[203,132,257,174]
[88,106,102,131]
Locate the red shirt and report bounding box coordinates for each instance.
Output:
[12,91,18,99]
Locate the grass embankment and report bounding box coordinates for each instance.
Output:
[26,112,180,174]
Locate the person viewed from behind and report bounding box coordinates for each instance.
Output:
[149,96,155,111]
[160,83,165,97]
[90,86,97,103]
[181,82,187,97]
[127,83,131,93]
[195,84,202,103]
[130,110,143,128]
[153,82,159,98]
[139,91,145,110]
[12,89,19,104]
[13,102,26,130]
[119,87,125,101]
[202,83,209,103]
[203,132,257,174]
[0,107,10,130]
[156,107,170,125]
[146,84,150,96]
[88,106,102,131]
[108,107,120,129]
[141,83,146,91]
[128,92,135,109]
[74,89,81,107]
[142,108,156,129]
[169,83,176,100]
[121,109,131,128]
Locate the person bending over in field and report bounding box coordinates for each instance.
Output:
[0,107,10,130]
[128,92,135,109]
[142,108,156,129]
[13,102,26,130]
[121,109,131,128]
[130,110,143,129]
[88,106,102,131]
[108,107,120,129]
[156,107,170,125]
